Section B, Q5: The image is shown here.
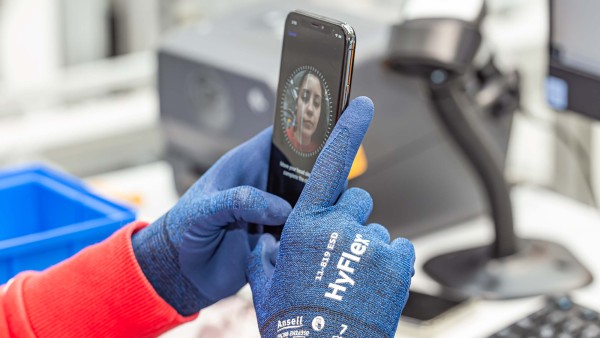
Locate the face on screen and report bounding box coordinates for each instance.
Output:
[280,67,332,156]
[268,12,350,206]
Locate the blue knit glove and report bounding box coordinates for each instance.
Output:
[247,97,416,337]
[132,127,292,316]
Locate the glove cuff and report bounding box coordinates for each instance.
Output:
[131,214,206,316]
[260,307,393,338]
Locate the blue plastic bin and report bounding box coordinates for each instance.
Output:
[0,164,136,284]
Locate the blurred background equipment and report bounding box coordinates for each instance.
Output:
[479,0,600,334]
[158,0,514,238]
[385,1,591,299]
[0,0,280,177]
[0,0,596,220]
[548,0,600,120]
[545,0,600,208]
[487,295,600,338]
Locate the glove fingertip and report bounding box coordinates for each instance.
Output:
[250,234,278,312]
[337,188,374,225]
[247,234,276,278]
[259,192,293,225]
[258,233,277,250]
[391,237,416,277]
[338,96,374,135]
[258,234,278,274]
[391,237,415,257]
[350,96,375,117]
[367,223,391,243]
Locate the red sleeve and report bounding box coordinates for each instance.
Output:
[0,222,197,337]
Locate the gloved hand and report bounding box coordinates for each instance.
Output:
[247,97,416,337]
[132,127,292,316]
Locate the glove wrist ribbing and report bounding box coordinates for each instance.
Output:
[131,127,292,317]
[260,307,390,338]
[132,215,205,316]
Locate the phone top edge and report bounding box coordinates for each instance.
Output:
[290,9,348,26]
[340,24,356,50]
[287,10,356,49]
[285,9,356,116]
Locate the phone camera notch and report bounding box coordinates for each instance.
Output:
[311,22,325,30]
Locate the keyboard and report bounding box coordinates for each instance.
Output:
[488,295,600,338]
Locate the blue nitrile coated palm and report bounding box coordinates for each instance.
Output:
[132,127,292,316]
[247,97,416,337]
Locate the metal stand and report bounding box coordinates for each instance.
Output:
[386,16,592,299]
[424,239,592,299]
[421,53,592,300]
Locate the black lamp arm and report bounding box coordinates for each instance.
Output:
[428,73,517,258]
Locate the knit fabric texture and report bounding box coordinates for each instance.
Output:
[247,97,416,337]
[133,127,292,316]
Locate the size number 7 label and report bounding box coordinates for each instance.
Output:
[332,324,348,338]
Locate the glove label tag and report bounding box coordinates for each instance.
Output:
[315,233,338,281]
[324,234,370,302]
[277,316,309,337]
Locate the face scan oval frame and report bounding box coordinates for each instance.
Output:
[280,65,333,157]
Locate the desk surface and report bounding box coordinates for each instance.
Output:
[406,186,600,337]
[87,162,600,338]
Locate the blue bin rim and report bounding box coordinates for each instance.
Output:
[0,163,136,211]
[0,163,137,251]
[0,215,134,259]
[2,163,97,194]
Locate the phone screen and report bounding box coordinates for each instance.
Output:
[268,12,353,208]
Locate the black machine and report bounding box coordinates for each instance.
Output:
[482,0,600,331]
[157,0,594,300]
[385,1,592,299]
[548,0,600,120]
[158,1,514,240]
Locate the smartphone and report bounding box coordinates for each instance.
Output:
[265,10,356,239]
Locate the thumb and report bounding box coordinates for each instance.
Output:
[199,127,273,190]
[247,234,278,304]
[178,186,290,266]
[184,186,292,239]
